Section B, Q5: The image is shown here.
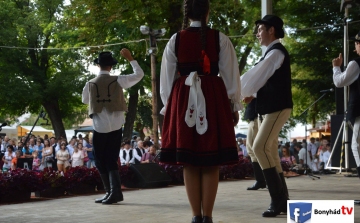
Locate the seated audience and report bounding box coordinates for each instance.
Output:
[281,146,296,166]
[319,143,331,170]
[297,142,318,172]
[119,140,135,166]
[143,140,151,153]
[143,136,153,147]
[134,140,146,164]
[141,145,159,163]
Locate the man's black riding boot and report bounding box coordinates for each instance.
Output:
[95,173,110,203]
[262,167,287,217]
[279,172,289,213]
[102,170,124,204]
[247,162,267,190]
[279,172,289,199]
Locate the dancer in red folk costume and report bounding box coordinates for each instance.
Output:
[159,0,242,222]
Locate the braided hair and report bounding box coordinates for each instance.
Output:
[182,0,210,51]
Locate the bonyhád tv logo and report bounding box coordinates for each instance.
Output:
[287,200,354,223]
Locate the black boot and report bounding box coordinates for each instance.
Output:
[262,167,287,217]
[247,162,267,190]
[279,172,289,199]
[191,216,202,223]
[95,173,110,203]
[102,170,124,204]
[202,216,213,223]
[279,172,289,213]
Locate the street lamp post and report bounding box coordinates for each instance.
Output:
[140,25,166,147]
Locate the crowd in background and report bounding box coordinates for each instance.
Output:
[0,133,160,174]
[236,136,332,174]
[118,135,159,166]
[1,131,331,175]
[0,134,94,173]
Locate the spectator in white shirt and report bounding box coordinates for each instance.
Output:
[298,143,313,170]
[307,137,317,161]
[320,143,331,169]
[2,145,16,172]
[239,139,248,157]
[67,138,76,157]
[134,140,146,164]
[119,140,135,166]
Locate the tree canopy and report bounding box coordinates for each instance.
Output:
[1,0,358,139]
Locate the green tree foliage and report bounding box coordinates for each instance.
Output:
[3,0,354,140]
[0,0,92,137]
[275,0,360,127]
[65,0,262,139]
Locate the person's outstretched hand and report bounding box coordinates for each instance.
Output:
[120,48,134,61]
[332,53,343,67]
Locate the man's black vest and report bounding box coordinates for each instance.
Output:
[348,58,360,122]
[122,149,133,161]
[134,148,145,164]
[256,43,293,115]
[244,99,258,121]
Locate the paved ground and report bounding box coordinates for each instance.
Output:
[0,173,359,223]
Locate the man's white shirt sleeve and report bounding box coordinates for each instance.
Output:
[333,60,360,87]
[241,40,285,97]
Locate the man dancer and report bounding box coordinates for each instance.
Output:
[82,49,144,204]
[332,31,360,180]
[241,15,292,217]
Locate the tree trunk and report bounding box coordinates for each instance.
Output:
[134,122,145,141]
[43,101,66,139]
[123,91,139,141]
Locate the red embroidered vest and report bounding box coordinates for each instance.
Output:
[175,27,220,76]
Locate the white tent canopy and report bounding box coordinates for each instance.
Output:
[0,126,18,139]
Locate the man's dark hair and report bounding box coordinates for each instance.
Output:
[295,143,302,149]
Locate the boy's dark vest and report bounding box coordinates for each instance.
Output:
[175,27,220,76]
[256,43,293,115]
[348,58,360,122]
